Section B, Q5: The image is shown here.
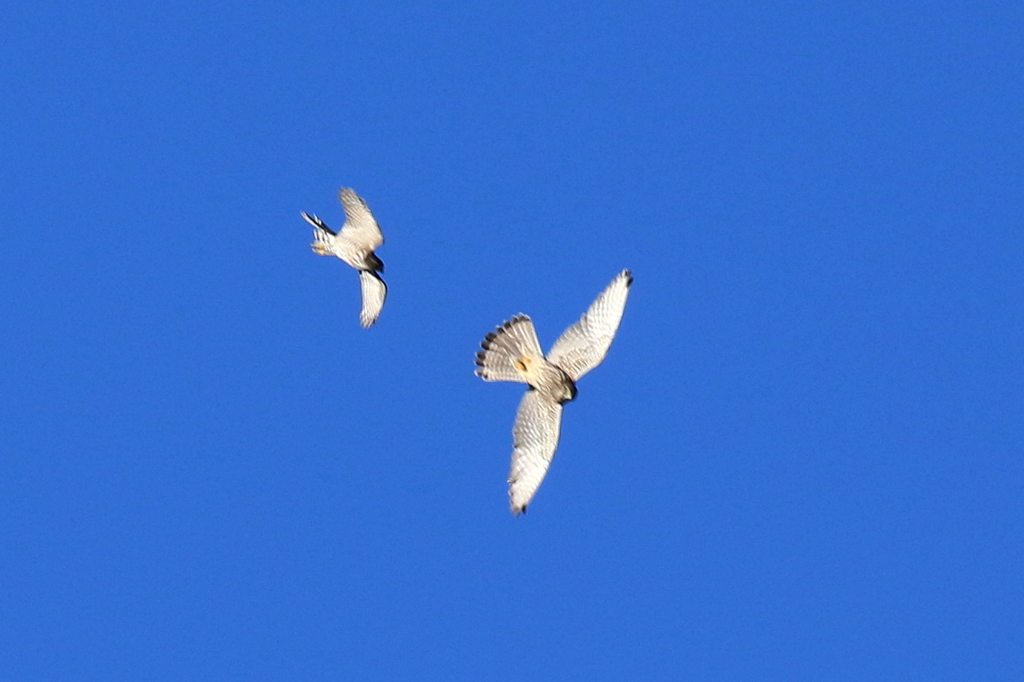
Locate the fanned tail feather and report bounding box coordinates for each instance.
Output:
[474,315,544,383]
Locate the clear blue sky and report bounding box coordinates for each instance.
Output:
[2,2,1022,680]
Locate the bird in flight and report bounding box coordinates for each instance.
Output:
[302,188,387,328]
[475,269,633,515]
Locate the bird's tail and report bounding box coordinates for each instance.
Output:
[301,212,336,256]
[475,315,545,383]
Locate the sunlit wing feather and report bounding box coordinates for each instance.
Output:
[338,188,384,250]
[508,389,563,515]
[547,269,633,381]
[358,270,387,328]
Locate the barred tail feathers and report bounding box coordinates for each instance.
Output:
[301,212,336,255]
[474,315,544,383]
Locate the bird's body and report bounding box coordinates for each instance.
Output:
[475,270,633,515]
[302,188,387,328]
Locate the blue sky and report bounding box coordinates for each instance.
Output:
[2,2,1022,679]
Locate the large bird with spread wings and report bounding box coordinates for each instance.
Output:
[301,188,387,328]
[475,270,633,515]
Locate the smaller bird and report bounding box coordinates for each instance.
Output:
[301,188,387,328]
[475,269,633,515]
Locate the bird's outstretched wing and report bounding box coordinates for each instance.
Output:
[508,389,563,515]
[337,188,384,250]
[547,269,632,381]
[474,315,544,383]
[358,270,387,328]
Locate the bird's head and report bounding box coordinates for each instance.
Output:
[559,377,578,404]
